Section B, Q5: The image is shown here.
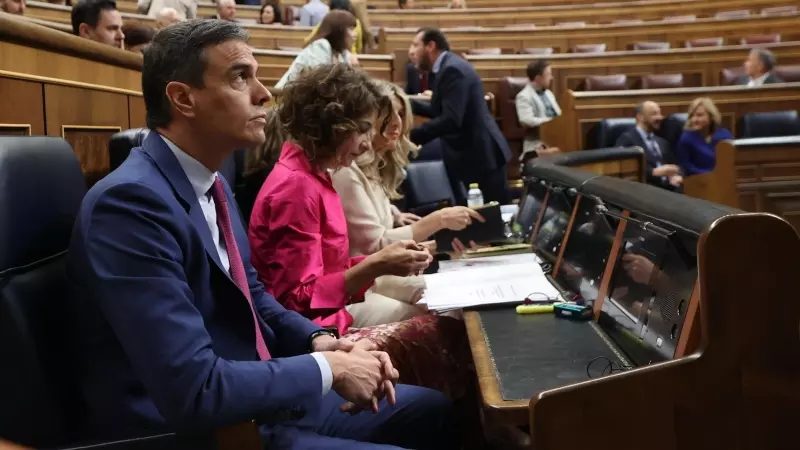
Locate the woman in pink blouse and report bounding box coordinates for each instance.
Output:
[249,65,432,334]
[248,65,476,409]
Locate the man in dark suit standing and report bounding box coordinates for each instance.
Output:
[408,28,512,205]
[66,19,455,449]
[615,101,683,191]
[736,48,784,87]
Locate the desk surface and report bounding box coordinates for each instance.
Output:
[465,307,624,425]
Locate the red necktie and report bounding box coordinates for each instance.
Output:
[210,177,271,360]
[420,71,429,92]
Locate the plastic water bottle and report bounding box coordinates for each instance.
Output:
[467,183,484,208]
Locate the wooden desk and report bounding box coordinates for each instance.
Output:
[549,82,800,152]
[728,136,800,231]
[379,12,800,54]
[368,0,792,28]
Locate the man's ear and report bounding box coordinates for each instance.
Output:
[165,81,197,120]
[78,23,93,39]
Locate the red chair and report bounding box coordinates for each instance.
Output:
[571,43,606,53]
[584,75,628,91]
[641,74,684,89]
[740,34,781,45]
[632,41,670,51]
[685,37,725,48]
[518,47,554,55]
[775,65,800,82]
[721,67,746,85]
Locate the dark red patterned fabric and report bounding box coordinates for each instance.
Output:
[345,314,473,400]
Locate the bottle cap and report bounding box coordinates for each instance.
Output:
[469,183,479,189]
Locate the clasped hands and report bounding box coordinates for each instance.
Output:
[313,335,398,415]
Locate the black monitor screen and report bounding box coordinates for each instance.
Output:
[599,212,699,367]
[533,188,574,262]
[557,196,619,304]
[514,181,547,242]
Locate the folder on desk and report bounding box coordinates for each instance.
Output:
[434,202,507,252]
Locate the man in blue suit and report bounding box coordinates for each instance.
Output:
[67,19,455,449]
[408,28,513,205]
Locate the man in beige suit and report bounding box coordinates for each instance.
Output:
[515,59,562,158]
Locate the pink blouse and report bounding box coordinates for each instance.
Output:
[248,141,371,334]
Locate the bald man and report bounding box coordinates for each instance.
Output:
[136,0,196,20]
[216,0,236,21]
[615,101,683,191]
[155,6,181,27]
[0,0,26,14]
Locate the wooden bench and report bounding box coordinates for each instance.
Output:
[378,12,800,53]
[687,136,800,231]
[367,0,794,28]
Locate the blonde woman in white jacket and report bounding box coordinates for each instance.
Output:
[332,80,482,326]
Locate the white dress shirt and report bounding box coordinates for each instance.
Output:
[747,73,769,87]
[163,136,332,395]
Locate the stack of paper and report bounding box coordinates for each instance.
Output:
[419,258,560,312]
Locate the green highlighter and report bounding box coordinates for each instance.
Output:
[515,302,563,315]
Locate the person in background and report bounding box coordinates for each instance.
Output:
[614,101,682,190]
[736,48,783,86]
[137,0,196,20]
[409,28,512,205]
[405,37,433,96]
[155,6,182,27]
[71,0,124,49]
[303,0,364,54]
[674,97,733,176]
[515,59,562,160]
[240,107,285,223]
[258,2,282,24]
[122,24,154,53]
[447,0,466,8]
[397,0,414,8]
[275,10,357,89]
[0,0,25,15]
[216,0,236,21]
[299,0,328,27]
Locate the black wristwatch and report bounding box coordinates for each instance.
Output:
[308,328,339,351]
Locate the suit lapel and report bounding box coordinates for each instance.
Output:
[142,132,232,281]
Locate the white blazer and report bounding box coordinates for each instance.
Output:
[332,162,424,304]
[515,83,562,154]
[275,39,350,89]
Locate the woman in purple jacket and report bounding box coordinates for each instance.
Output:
[674,97,733,176]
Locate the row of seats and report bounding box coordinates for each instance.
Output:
[590,110,800,150]
[466,33,786,55]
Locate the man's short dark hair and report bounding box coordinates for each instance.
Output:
[417,28,450,52]
[751,48,777,72]
[71,0,118,35]
[526,60,550,80]
[142,19,249,129]
[123,24,155,49]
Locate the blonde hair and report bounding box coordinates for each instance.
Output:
[245,106,286,177]
[356,81,419,200]
[684,97,722,134]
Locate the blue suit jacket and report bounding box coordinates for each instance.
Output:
[67,132,324,439]
[410,52,512,179]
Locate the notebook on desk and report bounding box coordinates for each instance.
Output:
[434,202,507,252]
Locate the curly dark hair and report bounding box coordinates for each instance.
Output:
[277,64,391,165]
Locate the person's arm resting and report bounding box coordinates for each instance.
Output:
[410,68,468,146]
[83,183,323,429]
